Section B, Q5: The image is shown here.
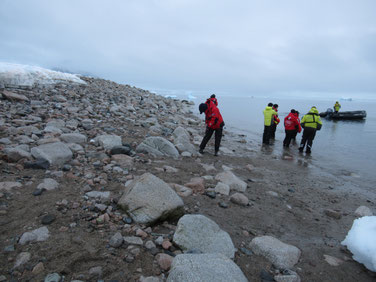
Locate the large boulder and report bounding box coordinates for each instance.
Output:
[60,133,87,144]
[30,142,72,166]
[1,90,29,102]
[4,147,32,162]
[249,236,301,269]
[167,253,248,282]
[172,126,196,154]
[215,171,247,192]
[173,214,235,259]
[118,173,184,225]
[94,134,122,150]
[136,137,179,159]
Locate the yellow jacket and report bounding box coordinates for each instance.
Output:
[301,107,323,130]
[263,106,277,126]
[334,102,341,112]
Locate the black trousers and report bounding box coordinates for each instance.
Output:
[200,126,223,152]
[283,130,296,146]
[270,123,277,139]
[263,125,273,144]
[292,130,298,140]
[300,127,316,150]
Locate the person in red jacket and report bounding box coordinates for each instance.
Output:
[291,111,300,142]
[270,104,280,140]
[283,109,302,147]
[198,99,224,156]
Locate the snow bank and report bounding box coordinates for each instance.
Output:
[341,216,376,272]
[0,62,86,88]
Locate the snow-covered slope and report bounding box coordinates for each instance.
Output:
[0,62,86,88]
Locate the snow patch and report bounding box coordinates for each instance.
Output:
[341,216,376,272]
[0,62,86,88]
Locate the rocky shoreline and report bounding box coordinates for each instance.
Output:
[0,75,375,281]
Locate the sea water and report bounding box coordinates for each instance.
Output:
[182,94,376,185]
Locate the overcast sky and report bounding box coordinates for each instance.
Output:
[1,0,375,98]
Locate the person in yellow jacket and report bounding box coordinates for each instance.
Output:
[333,101,341,113]
[299,106,322,153]
[263,103,277,145]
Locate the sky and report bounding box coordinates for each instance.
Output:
[1,0,376,98]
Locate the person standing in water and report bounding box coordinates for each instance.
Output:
[263,103,277,145]
[291,111,300,143]
[198,98,224,156]
[283,109,301,147]
[299,106,322,154]
[270,104,280,140]
[333,101,341,113]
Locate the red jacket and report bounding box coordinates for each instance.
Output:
[284,113,301,132]
[205,99,223,129]
[272,107,280,125]
[210,97,218,106]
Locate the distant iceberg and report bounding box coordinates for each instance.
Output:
[0,62,86,88]
[340,97,353,101]
[164,95,177,99]
[187,94,197,100]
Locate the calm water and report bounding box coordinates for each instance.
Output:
[186,95,376,183]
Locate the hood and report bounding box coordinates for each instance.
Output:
[309,107,319,114]
[265,106,273,111]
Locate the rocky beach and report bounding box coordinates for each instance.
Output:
[0,70,375,281]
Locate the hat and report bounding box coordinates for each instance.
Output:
[199,103,208,114]
[290,109,296,113]
[268,102,273,107]
[273,104,278,108]
[210,94,216,98]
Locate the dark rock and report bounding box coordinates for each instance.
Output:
[150,247,159,256]
[260,270,275,281]
[24,159,50,170]
[205,191,216,199]
[288,189,295,193]
[324,209,342,219]
[218,202,228,208]
[110,145,132,156]
[186,249,203,254]
[239,247,253,256]
[122,217,132,224]
[32,188,46,196]
[41,214,56,225]
[62,164,71,171]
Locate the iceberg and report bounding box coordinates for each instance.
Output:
[164,95,177,99]
[341,216,376,272]
[0,62,86,88]
[187,94,197,100]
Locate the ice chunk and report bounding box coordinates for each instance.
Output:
[341,216,376,272]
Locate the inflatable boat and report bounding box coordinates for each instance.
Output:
[320,108,367,120]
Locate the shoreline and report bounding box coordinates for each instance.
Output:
[0,76,375,281]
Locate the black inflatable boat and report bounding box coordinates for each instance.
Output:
[320,108,367,120]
